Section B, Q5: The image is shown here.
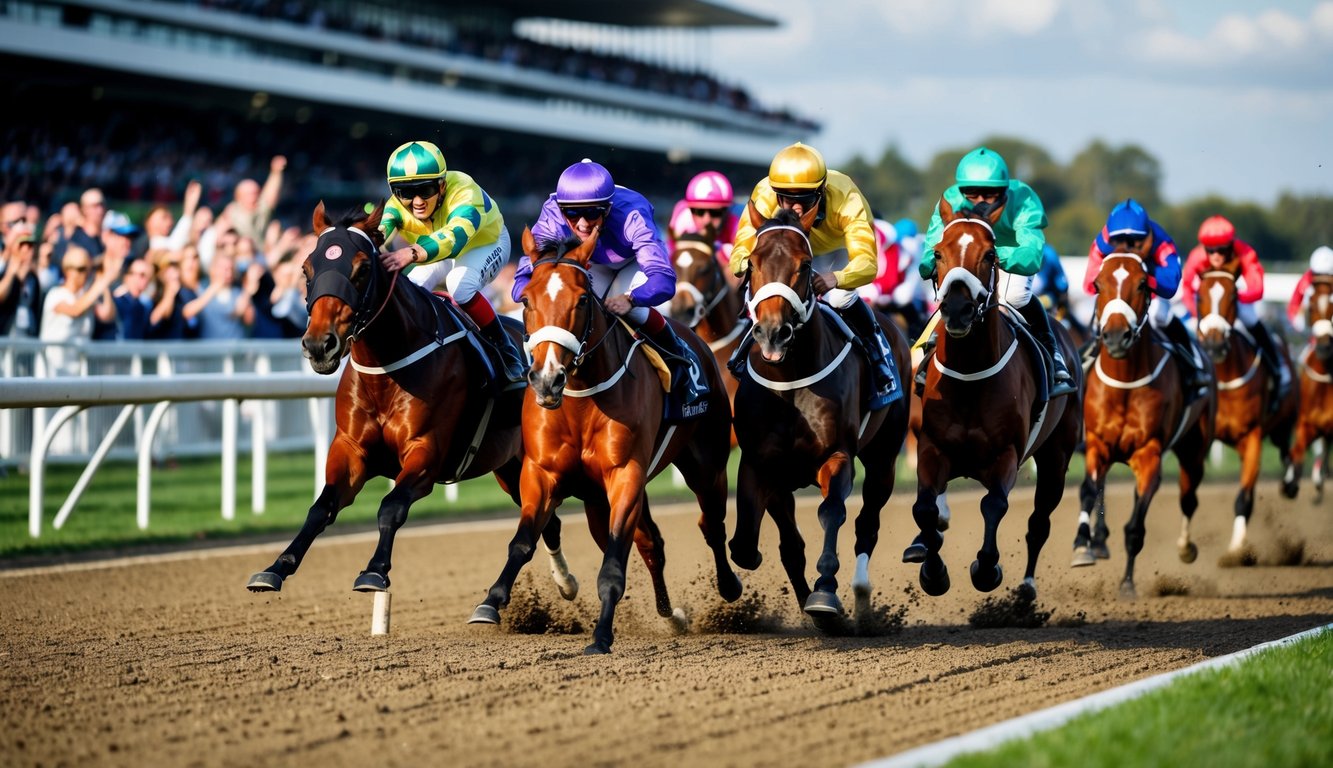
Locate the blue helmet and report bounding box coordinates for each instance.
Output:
[894,218,918,238]
[556,159,615,205]
[1105,199,1149,238]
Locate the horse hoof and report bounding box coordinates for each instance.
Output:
[1178,541,1199,564]
[970,560,1003,593]
[352,572,388,592]
[804,590,843,616]
[718,571,743,603]
[902,542,928,564]
[468,604,501,625]
[583,641,612,655]
[731,547,762,571]
[668,608,690,634]
[246,571,283,592]
[1017,578,1037,602]
[1281,480,1299,500]
[919,561,951,596]
[1119,580,1138,600]
[554,573,579,601]
[1071,547,1096,567]
[1091,542,1111,560]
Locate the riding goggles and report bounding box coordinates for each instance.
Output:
[690,207,727,218]
[560,205,609,222]
[391,180,441,201]
[773,188,822,208]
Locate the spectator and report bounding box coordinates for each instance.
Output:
[224,155,286,246]
[92,210,140,340]
[39,244,121,375]
[144,179,203,254]
[0,219,42,338]
[59,188,109,265]
[185,250,252,339]
[111,257,156,340]
[148,247,201,340]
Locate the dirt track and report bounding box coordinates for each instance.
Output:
[2,480,1330,768]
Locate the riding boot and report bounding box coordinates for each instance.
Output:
[1248,319,1292,402]
[836,299,900,409]
[1163,315,1211,398]
[480,319,528,383]
[727,332,753,378]
[1018,300,1077,397]
[646,321,709,408]
[914,331,936,396]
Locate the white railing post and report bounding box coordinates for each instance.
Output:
[54,404,138,530]
[137,401,173,530]
[252,355,270,514]
[28,405,83,538]
[222,356,237,521]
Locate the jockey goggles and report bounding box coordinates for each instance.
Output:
[690,206,727,218]
[391,180,441,201]
[1204,244,1233,255]
[559,204,608,222]
[774,188,822,207]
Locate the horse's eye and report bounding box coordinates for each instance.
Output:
[985,249,997,262]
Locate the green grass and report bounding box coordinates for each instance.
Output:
[0,434,1297,561]
[944,629,1333,768]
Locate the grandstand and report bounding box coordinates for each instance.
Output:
[0,0,817,226]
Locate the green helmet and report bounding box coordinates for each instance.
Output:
[386,141,447,183]
[955,147,1009,189]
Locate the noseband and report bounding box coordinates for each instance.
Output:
[307,225,397,342]
[523,255,614,371]
[935,217,997,326]
[746,224,816,328]
[1095,252,1152,345]
[1197,270,1238,338]
[674,240,730,328]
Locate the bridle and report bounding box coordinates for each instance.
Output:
[1094,252,1152,347]
[745,223,816,329]
[934,217,998,328]
[306,224,399,343]
[522,255,620,374]
[674,240,731,329]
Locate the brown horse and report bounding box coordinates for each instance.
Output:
[908,197,1082,599]
[247,202,576,597]
[1076,250,1217,597]
[1287,275,1333,502]
[728,204,911,625]
[470,226,741,654]
[668,232,748,446]
[1192,266,1299,555]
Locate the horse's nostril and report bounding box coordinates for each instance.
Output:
[776,324,793,345]
[554,370,566,389]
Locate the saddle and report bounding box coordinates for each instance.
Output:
[429,291,526,400]
[998,306,1050,407]
[819,303,902,409]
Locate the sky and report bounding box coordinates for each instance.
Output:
[705,0,1333,205]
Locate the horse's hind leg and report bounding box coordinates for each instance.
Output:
[673,447,742,601]
[1174,430,1206,564]
[247,439,370,592]
[1230,431,1263,553]
[729,458,770,571]
[1119,446,1164,599]
[470,462,562,624]
[354,470,436,592]
[852,453,896,619]
[496,458,577,599]
[633,500,688,633]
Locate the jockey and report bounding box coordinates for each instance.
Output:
[728,142,899,409]
[1180,215,1292,400]
[1285,245,1333,333]
[1084,198,1209,394]
[667,170,738,269]
[513,158,708,409]
[378,140,526,382]
[917,146,1076,396]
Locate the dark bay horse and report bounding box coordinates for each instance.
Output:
[470,226,741,655]
[1287,275,1333,501]
[668,232,748,446]
[910,197,1082,599]
[1193,266,1299,554]
[1077,250,1217,597]
[247,202,576,598]
[729,204,911,624]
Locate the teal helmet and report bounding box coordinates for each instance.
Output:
[955,147,1010,189]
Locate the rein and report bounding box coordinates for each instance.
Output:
[523,255,630,390]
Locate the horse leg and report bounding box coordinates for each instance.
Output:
[729,458,769,571]
[911,474,950,596]
[1230,431,1262,554]
[1091,483,1112,560]
[806,451,853,616]
[1024,447,1068,599]
[247,438,369,592]
[354,465,437,592]
[1072,452,1101,567]
[971,456,1018,593]
[1119,445,1164,599]
[495,458,577,600]
[672,448,742,601]
[586,468,647,655]
[470,461,562,624]
[851,452,897,619]
[1315,437,1327,503]
[1174,431,1206,565]
[1283,417,1311,500]
[766,491,811,611]
[633,499,689,633]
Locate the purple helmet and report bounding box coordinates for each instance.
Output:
[556,159,615,205]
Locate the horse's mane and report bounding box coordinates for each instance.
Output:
[534,233,585,260]
[765,208,803,230]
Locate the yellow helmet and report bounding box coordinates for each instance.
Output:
[767,142,827,191]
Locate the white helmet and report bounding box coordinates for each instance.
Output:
[1312,245,1333,275]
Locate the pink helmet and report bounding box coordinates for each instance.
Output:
[684,171,733,208]
[1198,215,1236,248]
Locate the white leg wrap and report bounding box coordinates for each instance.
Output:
[1230,516,1248,551]
[853,552,871,592]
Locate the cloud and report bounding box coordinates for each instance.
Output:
[1142,2,1333,68]
[870,0,1061,37]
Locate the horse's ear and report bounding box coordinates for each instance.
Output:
[938,195,955,222]
[1138,230,1155,258]
[313,200,329,232]
[570,225,599,266]
[364,199,386,233]
[798,202,818,233]
[747,199,765,230]
[984,198,1006,226]
[521,226,538,258]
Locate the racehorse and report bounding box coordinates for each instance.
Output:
[1076,249,1217,597]
[728,204,911,624]
[1192,265,1299,555]
[247,202,576,598]
[1286,275,1333,502]
[470,226,741,654]
[668,232,748,446]
[908,197,1082,600]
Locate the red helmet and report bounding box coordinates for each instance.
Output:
[1198,215,1236,248]
[684,171,733,208]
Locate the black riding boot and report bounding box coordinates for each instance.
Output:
[837,299,900,409]
[647,322,709,409]
[480,319,528,383]
[1163,315,1211,397]
[1248,319,1292,402]
[1018,300,1077,397]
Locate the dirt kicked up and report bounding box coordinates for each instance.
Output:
[2,481,1330,768]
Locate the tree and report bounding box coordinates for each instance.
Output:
[843,143,923,221]
[1066,141,1163,211]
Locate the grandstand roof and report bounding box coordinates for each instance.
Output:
[429,0,777,28]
